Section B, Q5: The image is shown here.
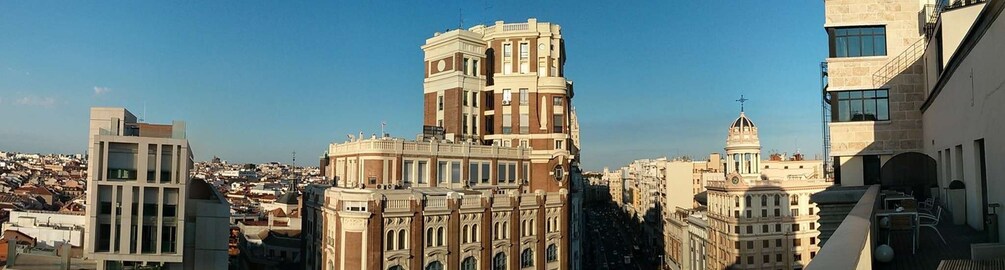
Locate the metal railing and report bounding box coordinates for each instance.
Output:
[872,38,928,87]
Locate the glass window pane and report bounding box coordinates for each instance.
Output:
[875,34,887,55]
[839,100,851,121]
[838,92,850,99]
[863,90,876,98]
[451,162,461,183]
[874,27,885,34]
[877,99,890,120]
[862,36,874,56]
[836,28,848,36]
[864,99,877,120]
[849,91,862,99]
[850,100,864,120]
[877,89,889,97]
[846,28,860,35]
[848,36,861,56]
[836,37,848,57]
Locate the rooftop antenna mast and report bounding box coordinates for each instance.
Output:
[381,121,387,137]
[140,102,147,122]
[458,8,464,29]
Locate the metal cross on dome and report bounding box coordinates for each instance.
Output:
[736,95,749,112]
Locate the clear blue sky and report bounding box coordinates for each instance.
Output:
[0,1,827,170]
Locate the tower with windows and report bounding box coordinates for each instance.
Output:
[724,111,762,182]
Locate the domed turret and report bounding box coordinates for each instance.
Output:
[725,112,762,181]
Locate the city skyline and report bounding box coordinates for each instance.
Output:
[0,1,826,170]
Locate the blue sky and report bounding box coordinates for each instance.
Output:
[0,1,826,171]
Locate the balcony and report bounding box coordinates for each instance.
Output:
[808,185,996,270]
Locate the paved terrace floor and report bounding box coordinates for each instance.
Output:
[873,220,989,270]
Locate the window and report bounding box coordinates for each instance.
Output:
[161,226,177,253]
[792,209,800,217]
[832,89,889,122]
[464,91,469,106]
[553,114,563,133]
[547,244,558,262]
[485,115,495,135]
[386,230,395,250]
[555,139,563,150]
[520,43,529,59]
[503,44,512,57]
[745,196,752,206]
[761,195,767,206]
[473,59,479,76]
[472,114,478,134]
[471,224,478,242]
[761,209,767,217]
[481,163,491,183]
[762,240,769,248]
[810,222,816,230]
[828,26,886,57]
[451,162,461,183]
[791,195,798,205]
[519,88,529,104]
[426,228,434,246]
[390,266,405,270]
[764,255,770,264]
[776,239,782,247]
[417,161,427,184]
[437,227,444,246]
[502,113,512,134]
[811,237,817,245]
[774,209,780,217]
[521,248,534,267]
[746,226,753,234]
[774,194,780,206]
[553,96,563,106]
[426,261,444,270]
[463,57,470,75]
[762,225,768,234]
[522,163,529,182]
[404,160,414,184]
[520,114,529,134]
[463,113,469,135]
[462,257,477,270]
[438,95,444,111]
[398,230,406,250]
[793,224,800,232]
[494,253,507,270]
[793,238,802,247]
[502,89,512,105]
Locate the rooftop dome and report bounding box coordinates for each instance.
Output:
[731,112,756,129]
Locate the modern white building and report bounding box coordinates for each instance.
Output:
[83,107,230,270]
[2,210,85,249]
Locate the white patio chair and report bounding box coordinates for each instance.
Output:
[920,206,947,245]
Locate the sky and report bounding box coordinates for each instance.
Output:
[0,1,827,171]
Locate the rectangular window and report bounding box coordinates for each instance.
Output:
[451,162,461,183]
[832,89,889,122]
[417,161,427,184]
[481,163,491,183]
[469,162,479,184]
[438,161,448,183]
[162,226,177,253]
[555,139,563,150]
[462,113,469,135]
[522,163,529,181]
[864,155,881,185]
[472,92,478,107]
[502,89,512,105]
[553,114,564,133]
[464,90,469,106]
[502,113,512,134]
[519,88,529,104]
[471,114,478,134]
[438,95,444,111]
[463,57,470,75]
[503,44,512,57]
[793,224,800,232]
[97,224,111,252]
[473,59,479,76]
[485,115,495,135]
[553,96,563,106]
[485,90,494,109]
[520,114,529,134]
[404,160,414,184]
[520,43,529,59]
[828,26,886,57]
[498,163,506,184]
[508,164,516,183]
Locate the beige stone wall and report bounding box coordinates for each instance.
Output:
[825,0,928,157]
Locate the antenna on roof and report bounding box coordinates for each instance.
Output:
[141,102,147,122]
[458,8,464,29]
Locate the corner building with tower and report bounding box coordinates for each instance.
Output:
[317,19,581,270]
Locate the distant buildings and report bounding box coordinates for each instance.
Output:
[83,107,230,270]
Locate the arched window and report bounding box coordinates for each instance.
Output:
[774,194,780,206]
[471,224,479,242]
[426,228,434,247]
[426,261,444,270]
[734,196,739,207]
[385,230,395,250]
[397,229,406,250]
[745,195,751,206]
[493,253,507,270]
[503,222,508,238]
[463,225,470,243]
[388,266,405,270]
[545,218,551,232]
[520,248,534,267]
[546,244,558,262]
[760,195,767,207]
[461,256,477,270]
[494,222,500,240]
[436,227,444,246]
[530,219,535,235]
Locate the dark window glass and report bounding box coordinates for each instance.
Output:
[829,26,886,57]
[831,89,890,122]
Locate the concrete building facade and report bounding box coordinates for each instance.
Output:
[83,107,230,270]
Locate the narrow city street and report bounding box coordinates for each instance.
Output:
[584,202,658,270]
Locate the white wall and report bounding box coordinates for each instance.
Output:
[922,8,1005,239]
[665,161,694,211]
